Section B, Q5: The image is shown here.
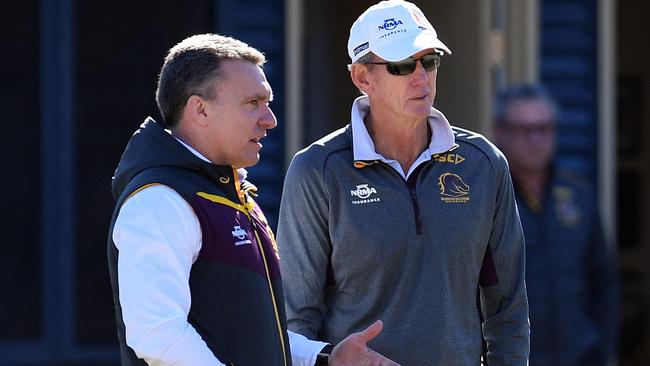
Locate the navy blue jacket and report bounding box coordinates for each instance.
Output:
[515,169,618,366]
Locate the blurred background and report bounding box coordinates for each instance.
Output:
[0,0,648,364]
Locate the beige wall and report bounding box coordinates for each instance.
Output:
[421,1,490,133]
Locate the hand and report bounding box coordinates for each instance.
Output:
[329,320,401,366]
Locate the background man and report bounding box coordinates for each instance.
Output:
[277,1,530,364]
[493,83,618,366]
[107,33,398,366]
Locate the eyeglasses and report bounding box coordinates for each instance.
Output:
[501,121,556,136]
[364,52,442,76]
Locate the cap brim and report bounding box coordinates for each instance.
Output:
[373,31,452,62]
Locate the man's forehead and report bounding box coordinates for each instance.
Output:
[505,100,556,124]
[217,61,272,91]
[374,48,440,61]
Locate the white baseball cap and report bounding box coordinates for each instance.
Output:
[347,0,451,63]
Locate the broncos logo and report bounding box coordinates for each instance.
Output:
[438,172,470,198]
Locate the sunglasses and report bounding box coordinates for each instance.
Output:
[364,52,442,76]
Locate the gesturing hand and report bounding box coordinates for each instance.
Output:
[329,320,401,366]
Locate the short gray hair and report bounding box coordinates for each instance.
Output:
[493,83,559,125]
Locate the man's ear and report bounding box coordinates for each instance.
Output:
[185,95,209,127]
[350,64,372,94]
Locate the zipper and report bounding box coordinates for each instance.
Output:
[387,162,430,236]
[409,185,422,235]
[232,168,287,366]
[250,220,288,366]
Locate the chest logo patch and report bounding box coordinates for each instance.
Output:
[553,186,581,226]
[433,152,465,164]
[350,184,381,205]
[438,172,470,203]
[231,225,252,246]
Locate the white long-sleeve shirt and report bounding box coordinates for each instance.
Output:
[112,138,327,365]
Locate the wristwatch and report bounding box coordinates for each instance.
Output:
[315,344,334,366]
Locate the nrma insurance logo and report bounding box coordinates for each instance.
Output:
[379,18,403,31]
[350,184,381,205]
[231,225,252,246]
[438,172,470,203]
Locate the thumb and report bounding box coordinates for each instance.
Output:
[357,319,384,344]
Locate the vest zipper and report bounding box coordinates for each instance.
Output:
[249,219,288,366]
[233,168,287,366]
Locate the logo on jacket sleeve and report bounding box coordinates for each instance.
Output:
[231,225,252,246]
[350,184,381,205]
[438,172,470,203]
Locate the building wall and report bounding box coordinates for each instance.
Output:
[296,0,489,154]
[617,0,650,363]
[2,0,649,363]
[0,0,285,363]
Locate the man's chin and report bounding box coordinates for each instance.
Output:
[237,155,261,169]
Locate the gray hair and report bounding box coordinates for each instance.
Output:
[155,33,266,128]
[493,83,559,125]
[347,52,376,71]
[348,52,378,95]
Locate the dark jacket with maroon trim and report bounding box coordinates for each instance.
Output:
[107,117,291,365]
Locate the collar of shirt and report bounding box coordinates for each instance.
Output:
[171,133,248,182]
[350,95,456,179]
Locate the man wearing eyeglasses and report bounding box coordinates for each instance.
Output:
[276,1,530,364]
[493,84,618,366]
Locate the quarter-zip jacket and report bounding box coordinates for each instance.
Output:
[108,118,292,365]
[277,120,530,365]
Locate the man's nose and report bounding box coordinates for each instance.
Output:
[410,61,430,84]
[260,105,277,129]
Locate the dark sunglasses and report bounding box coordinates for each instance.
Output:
[364,52,442,76]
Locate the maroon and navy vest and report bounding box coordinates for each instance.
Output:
[107,164,291,366]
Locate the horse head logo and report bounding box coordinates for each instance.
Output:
[438,173,470,198]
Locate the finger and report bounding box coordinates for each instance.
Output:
[357,319,384,343]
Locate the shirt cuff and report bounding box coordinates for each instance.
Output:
[288,330,330,366]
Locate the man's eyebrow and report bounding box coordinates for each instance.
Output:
[243,91,273,101]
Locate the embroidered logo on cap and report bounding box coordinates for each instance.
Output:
[379,18,404,31]
[411,10,432,30]
[353,42,370,56]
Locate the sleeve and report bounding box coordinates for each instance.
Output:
[112,185,225,366]
[587,208,619,363]
[288,330,329,366]
[479,156,530,365]
[276,151,332,339]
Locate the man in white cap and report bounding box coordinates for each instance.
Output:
[277,1,530,364]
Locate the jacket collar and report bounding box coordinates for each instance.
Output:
[350,95,456,166]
